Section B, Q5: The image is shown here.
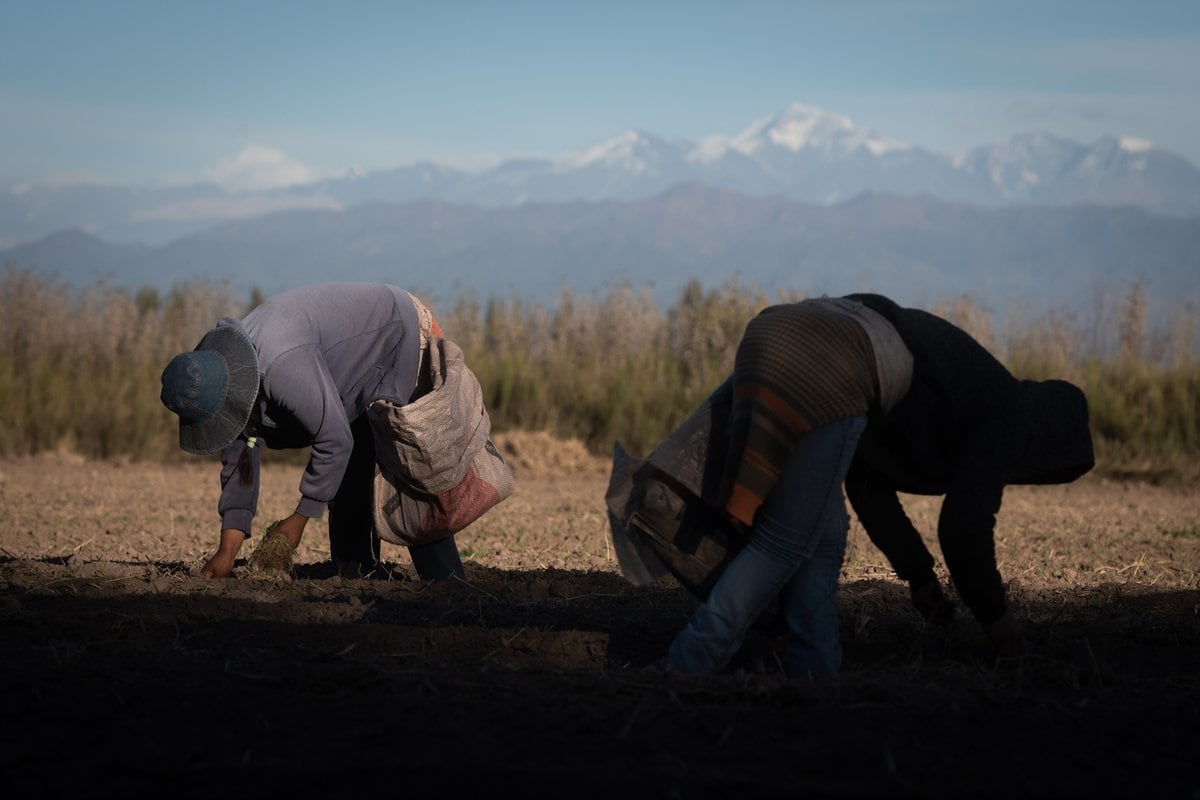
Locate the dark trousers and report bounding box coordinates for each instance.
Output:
[328,415,465,581]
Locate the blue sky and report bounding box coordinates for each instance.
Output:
[2,0,1198,190]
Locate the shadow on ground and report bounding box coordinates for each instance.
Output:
[1,557,1197,798]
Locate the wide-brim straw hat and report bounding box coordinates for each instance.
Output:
[160,320,260,455]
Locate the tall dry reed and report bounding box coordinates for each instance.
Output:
[1,269,1195,480]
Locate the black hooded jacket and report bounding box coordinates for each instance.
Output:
[843,293,1095,624]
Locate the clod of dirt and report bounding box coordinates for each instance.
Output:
[246,521,293,579]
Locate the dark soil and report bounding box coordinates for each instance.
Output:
[0,444,1197,798]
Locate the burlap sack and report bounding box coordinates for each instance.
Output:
[368,336,514,546]
[606,377,746,599]
[373,437,514,546]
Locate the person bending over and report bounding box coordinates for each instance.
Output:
[842,293,1095,657]
[666,295,913,679]
[160,282,466,581]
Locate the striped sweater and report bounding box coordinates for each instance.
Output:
[721,297,912,526]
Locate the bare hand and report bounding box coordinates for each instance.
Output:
[271,513,308,550]
[984,611,1025,658]
[200,528,248,578]
[909,577,957,626]
[200,550,235,579]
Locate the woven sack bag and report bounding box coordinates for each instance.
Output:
[368,336,514,545]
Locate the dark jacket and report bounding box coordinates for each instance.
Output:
[842,293,1095,624]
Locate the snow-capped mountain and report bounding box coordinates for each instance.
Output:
[955,131,1200,209]
[695,103,911,162]
[2,102,1198,248]
[560,130,690,173]
[6,184,1196,329]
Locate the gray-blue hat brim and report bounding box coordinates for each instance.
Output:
[178,321,260,455]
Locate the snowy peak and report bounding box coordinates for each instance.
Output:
[960,132,1084,193]
[700,102,911,161]
[1079,136,1150,175]
[560,130,683,174]
[3,101,1198,249]
[1118,135,1155,154]
[988,131,1081,161]
[959,131,1188,200]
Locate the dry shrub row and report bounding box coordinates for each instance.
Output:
[1,267,1197,480]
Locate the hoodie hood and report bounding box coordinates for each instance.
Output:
[1012,379,1095,484]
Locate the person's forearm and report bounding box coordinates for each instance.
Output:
[845,463,936,583]
[218,527,248,553]
[201,528,248,578]
[937,430,1022,626]
[218,438,259,532]
[937,489,1007,624]
[296,441,346,519]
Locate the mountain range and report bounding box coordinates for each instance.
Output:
[2,103,1198,328]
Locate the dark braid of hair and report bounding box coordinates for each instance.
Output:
[237,389,265,485]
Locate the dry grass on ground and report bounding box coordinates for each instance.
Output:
[0,431,1197,798]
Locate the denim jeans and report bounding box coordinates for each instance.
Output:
[667,415,866,679]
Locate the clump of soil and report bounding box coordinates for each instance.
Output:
[246,520,293,579]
